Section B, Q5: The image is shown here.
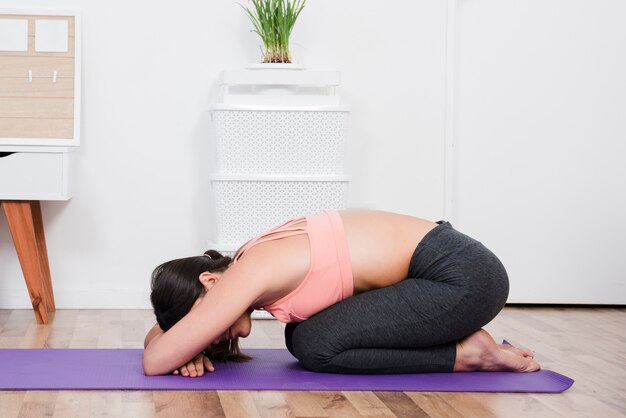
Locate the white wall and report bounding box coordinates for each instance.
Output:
[0,1,448,308]
[450,0,626,303]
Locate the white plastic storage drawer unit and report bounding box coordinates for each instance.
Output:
[209,174,349,247]
[212,105,350,175]
[0,151,74,200]
[209,67,351,252]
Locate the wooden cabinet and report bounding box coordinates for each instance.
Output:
[0,12,80,146]
[0,10,81,323]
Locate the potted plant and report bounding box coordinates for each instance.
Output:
[241,0,306,64]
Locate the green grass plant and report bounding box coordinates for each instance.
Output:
[241,0,306,63]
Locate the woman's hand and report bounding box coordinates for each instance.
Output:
[172,353,214,377]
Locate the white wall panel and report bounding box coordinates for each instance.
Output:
[451,0,626,303]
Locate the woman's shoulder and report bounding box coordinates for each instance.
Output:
[231,234,312,306]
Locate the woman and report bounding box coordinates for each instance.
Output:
[143,211,540,377]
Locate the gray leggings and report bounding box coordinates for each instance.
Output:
[284,221,509,374]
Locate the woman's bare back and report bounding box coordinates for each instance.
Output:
[340,211,437,293]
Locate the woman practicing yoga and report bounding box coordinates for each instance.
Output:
[143,211,540,377]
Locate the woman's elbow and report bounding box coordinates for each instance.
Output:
[143,364,158,376]
[142,352,164,376]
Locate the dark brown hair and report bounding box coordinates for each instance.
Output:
[150,249,251,362]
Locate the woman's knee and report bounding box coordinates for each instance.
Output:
[284,320,337,372]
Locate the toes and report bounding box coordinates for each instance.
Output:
[518,346,534,358]
[515,347,534,358]
[502,344,534,359]
[529,359,541,372]
[499,341,535,358]
[497,347,534,372]
[518,356,541,372]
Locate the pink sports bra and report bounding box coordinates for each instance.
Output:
[233,211,354,323]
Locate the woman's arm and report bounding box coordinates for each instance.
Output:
[144,322,216,377]
[144,323,163,348]
[142,261,264,376]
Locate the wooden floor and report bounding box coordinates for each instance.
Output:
[0,306,624,417]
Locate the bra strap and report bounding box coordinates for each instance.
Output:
[234,217,307,262]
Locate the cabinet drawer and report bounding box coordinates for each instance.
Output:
[0,151,74,200]
[0,98,73,118]
[0,77,74,98]
[0,56,75,78]
[0,118,73,140]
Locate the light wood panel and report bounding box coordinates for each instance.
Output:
[0,56,75,77]
[0,118,73,139]
[0,14,76,141]
[0,98,73,118]
[0,307,624,417]
[0,77,73,98]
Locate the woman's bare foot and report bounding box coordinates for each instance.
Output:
[454,329,541,372]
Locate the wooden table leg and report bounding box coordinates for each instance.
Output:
[2,200,54,324]
[30,201,56,312]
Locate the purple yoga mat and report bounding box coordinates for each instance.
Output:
[0,348,573,392]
